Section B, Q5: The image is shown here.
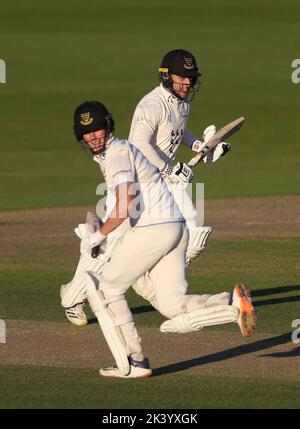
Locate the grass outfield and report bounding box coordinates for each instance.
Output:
[1,237,300,334]
[0,0,300,210]
[0,0,300,411]
[1,366,300,409]
[0,201,299,409]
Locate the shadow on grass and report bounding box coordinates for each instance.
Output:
[252,284,300,297]
[153,333,291,377]
[131,305,155,315]
[262,347,300,358]
[252,284,300,307]
[86,284,300,324]
[86,283,300,324]
[88,305,154,325]
[254,295,300,307]
[87,318,99,325]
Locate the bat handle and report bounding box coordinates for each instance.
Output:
[91,245,100,258]
[188,146,211,168]
[187,154,201,168]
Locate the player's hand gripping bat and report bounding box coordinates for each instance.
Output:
[188,116,245,168]
[86,211,102,258]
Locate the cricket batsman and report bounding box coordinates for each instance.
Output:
[60,49,232,324]
[128,48,231,301]
[66,100,256,378]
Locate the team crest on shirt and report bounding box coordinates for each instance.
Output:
[184,57,194,70]
[170,129,184,154]
[80,112,94,126]
[136,115,151,125]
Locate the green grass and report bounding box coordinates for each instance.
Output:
[1,238,299,337]
[1,0,300,410]
[0,0,300,210]
[0,365,299,409]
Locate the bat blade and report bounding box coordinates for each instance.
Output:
[188,116,245,168]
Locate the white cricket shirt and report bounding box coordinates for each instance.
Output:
[94,136,183,227]
[128,83,196,170]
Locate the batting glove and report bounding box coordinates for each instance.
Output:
[80,230,106,258]
[172,162,193,184]
[204,142,231,163]
[74,223,90,239]
[191,124,231,163]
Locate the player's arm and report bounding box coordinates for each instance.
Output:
[86,183,135,252]
[85,148,137,250]
[129,105,193,184]
[128,104,167,171]
[99,183,135,236]
[75,184,134,259]
[181,127,198,149]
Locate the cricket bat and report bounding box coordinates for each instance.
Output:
[188,116,245,168]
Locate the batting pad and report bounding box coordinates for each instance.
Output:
[85,271,130,376]
[159,304,239,334]
[60,256,105,308]
[186,226,213,261]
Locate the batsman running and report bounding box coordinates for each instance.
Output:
[64,100,255,378]
[127,48,233,303]
[60,49,238,324]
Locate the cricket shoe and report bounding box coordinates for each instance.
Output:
[232,284,256,337]
[65,303,88,326]
[60,284,88,326]
[99,356,152,379]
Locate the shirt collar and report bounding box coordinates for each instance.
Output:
[93,134,116,162]
[159,83,189,108]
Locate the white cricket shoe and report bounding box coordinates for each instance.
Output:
[65,303,88,326]
[60,284,88,326]
[99,356,152,379]
[232,284,256,337]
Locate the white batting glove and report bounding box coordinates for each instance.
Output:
[162,162,193,184]
[191,124,231,163]
[80,230,107,257]
[203,124,217,143]
[204,141,231,163]
[173,162,193,183]
[74,223,90,239]
[75,212,102,239]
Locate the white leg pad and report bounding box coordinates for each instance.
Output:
[60,256,106,308]
[85,271,130,376]
[186,226,213,263]
[160,304,238,334]
[62,218,130,308]
[201,292,231,308]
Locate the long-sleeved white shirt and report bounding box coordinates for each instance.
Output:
[93,136,183,227]
[128,84,197,171]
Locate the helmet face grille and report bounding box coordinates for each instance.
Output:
[159,71,201,102]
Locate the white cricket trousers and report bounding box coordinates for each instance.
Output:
[96,221,218,356]
[99,221,201,319]
[166,182,197,228]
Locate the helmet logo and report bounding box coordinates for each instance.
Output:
[183,56,194,70]
[80,112,94,126]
